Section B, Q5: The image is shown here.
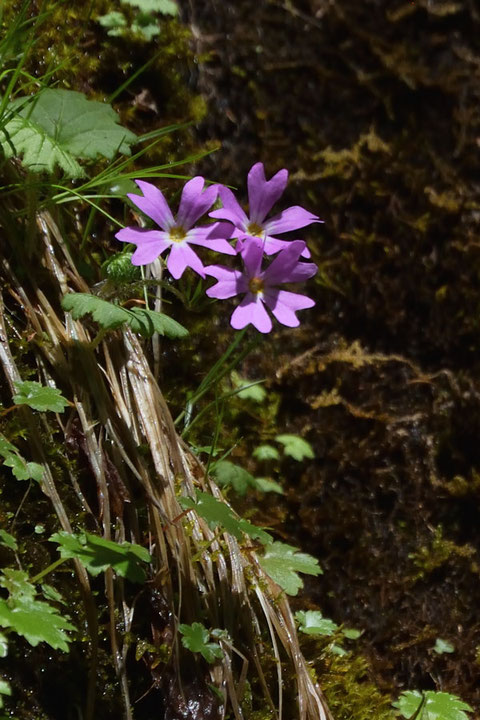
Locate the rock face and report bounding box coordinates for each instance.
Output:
[182,0,480,708]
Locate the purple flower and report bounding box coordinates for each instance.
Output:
[205,238,317,333]
[209,162,321,258]
[115,178,235,279]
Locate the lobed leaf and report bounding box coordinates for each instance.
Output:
[213,460,256,496]
[179,622,223,664]
[121,0,178,15]
[0,89,137,178]
[0,570,74,652]
[258,542,322,596]
[275,434,315,461]
[295,610,338,636]
[61,293,188,339]
[50,531,152,583]
[2,455,43,482]
[13,380,69,413]
[179,491,272,543]
[0,530,17,552]
[253,444,280,461]
[393,691,473,720]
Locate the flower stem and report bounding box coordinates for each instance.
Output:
[175,328,261,430]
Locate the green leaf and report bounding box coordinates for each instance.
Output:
[0,678,11,709]
[62,293,130,330]
[231,372,266,402]
[0,529,17,551]
[258,542,322,596]
[330,644,348,656]
[433,638,455,654]
[121,0,178,15]
[125,308,188,339]
[49,531,151,583]
[295,610,338,636]
[213,460,256,496]
[40,584,65,605]
[0,597,75,652]
[61,293,188,339]
[0,570,36,600]
[104,251,141,283]
[98,11,127,32]
[393,691,473,720]
[178,622,223,664]
[251,477,284,494]
[0,89,137,178]
[0,570,75,652]
[132,18,161,40]
[253,444,280,462]
[0,434,43,482]
[13,380,69,413]
[275,434,314,461]
[0,436,15,457]
[0,631,8,658]
[3,455,43,482]
[343,627,362,640]
[179,491,272,543]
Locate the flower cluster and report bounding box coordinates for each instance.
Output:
[116,163,321,333]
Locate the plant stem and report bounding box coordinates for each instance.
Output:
[31,557,66,584]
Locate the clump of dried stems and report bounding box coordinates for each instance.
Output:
[0,205,331,720]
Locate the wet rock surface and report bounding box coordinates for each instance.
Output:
[180,0,480,705]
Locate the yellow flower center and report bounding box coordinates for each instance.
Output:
[246,222,264,238]
[169,225,187,242]
[248,276,264,294]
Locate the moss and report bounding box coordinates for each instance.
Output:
[408,525,477,580]
[319,649,394,720]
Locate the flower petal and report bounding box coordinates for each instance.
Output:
[264,206,321,235]
[263,288,315,327]
[264,240,318,285]
[205,266,247,298]
[209,186,249,229]
[176,177,218,229]
[247,163,288,224]
[115,227,171,265]
[238,237,265,278]
[128,180,175,230]
[166,244,205,279]
[231,294,272,333]
[187,222,237,255]
[261,235,311,258]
